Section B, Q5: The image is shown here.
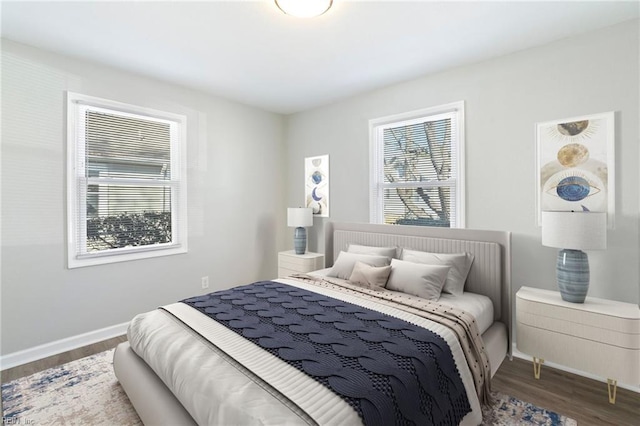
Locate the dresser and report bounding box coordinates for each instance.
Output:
[278,250,325,278]
[516,286,640,403]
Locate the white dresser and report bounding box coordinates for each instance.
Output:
[278,250,325,278]
[516,286,640,403]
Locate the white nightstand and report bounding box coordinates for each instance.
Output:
[278,250,325,278]
[516,286,640,403]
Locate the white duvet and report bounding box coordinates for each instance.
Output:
[127,278,483,425]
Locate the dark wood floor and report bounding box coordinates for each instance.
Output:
[492,357,640,426]
[2,337,639,425]
[1,335,127,383]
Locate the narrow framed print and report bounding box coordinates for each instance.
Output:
[305,155,329,217]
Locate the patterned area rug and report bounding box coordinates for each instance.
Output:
[2,349,577,425]
[481,393,577,426]
[2,350,141,425]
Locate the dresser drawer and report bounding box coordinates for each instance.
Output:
[278,266,302,278]
[279,256,317,270]
[517,297,640,335]
[517,321,640,384]
[277,251,324,277]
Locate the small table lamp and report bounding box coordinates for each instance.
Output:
[541,211,607,303]
[287,207,313,255]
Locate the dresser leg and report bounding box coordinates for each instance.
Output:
[607,379,617,404]
[532,357,544,379]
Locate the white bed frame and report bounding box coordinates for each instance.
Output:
[114,222,512,425]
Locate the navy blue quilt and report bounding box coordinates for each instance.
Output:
[182,281,471,425]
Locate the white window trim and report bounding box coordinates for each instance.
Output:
[66,92,188,268]
[369,101,466,228]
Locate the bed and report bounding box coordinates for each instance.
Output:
[114,222,511,425]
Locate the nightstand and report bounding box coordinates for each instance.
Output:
[278,250,325,278]
[516,286,640,403]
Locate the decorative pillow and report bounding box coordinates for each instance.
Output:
[386,259,450,301]
[348,244,400,259]
[401,249,474,296]
[348,261,392,290]
[327,252,391,280]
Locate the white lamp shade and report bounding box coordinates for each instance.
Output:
[541,211,607,250]
[275,0,332,18]
[287,207,313,227]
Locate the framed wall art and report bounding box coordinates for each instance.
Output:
[536,111,615,227]
[305,155,329,217]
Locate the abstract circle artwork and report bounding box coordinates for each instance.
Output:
[556,143,589,167]
[536,112,613,225]
[305,155,329,217]
[555,176,591,201]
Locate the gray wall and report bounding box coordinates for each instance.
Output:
[286,20,640,305]
[1,40,287,355]
[2,19,638,357]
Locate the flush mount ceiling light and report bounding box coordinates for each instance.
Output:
[275,0,333,18]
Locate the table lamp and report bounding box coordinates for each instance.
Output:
[287,207,313,254]
[541,211,607,303]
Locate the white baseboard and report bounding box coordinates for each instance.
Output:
[511,344,640,394]
[0,322,129,371]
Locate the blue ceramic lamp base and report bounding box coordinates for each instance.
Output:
[556,248,590,303]
[293,227,307,255]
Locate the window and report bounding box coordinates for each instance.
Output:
[369,101,465,228]
[67,92,187,268]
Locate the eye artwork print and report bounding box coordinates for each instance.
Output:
[544,171,602,203]
[537,113,613,223]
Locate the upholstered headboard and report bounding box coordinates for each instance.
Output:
[324,222,512,346]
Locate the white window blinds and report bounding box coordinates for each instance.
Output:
[370,102,465,228]
[67,93,187,268]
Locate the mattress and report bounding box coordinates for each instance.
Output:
[127,277,486,425]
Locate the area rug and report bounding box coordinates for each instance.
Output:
[2,350,141,425]
[2,349,577,425]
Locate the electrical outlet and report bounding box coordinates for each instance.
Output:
[201,276,209,289]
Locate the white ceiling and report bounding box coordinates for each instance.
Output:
[2,1,638,114]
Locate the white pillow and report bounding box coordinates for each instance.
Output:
[327,252,391,280]
[348,261,392,290]
[386,259,450,300]
[348,244,399,259]
[401,249,474,296]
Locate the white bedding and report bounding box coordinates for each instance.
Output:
[437,292,494,334]
[127,277,483,425]
[309,268,494,333]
